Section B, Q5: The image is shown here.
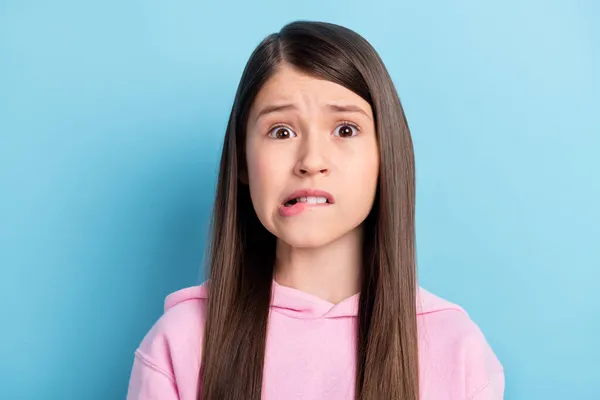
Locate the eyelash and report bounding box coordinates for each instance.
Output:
[267,121,361,138]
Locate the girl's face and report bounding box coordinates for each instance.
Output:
[245,64,379,248]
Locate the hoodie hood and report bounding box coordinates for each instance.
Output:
[164,280,464,320]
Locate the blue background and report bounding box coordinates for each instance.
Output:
[1,1,598,399]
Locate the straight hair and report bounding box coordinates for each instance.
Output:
[199,20,419,400]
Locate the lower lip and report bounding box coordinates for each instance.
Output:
[278,202,331,217]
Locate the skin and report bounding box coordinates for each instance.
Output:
[244,64,379,304]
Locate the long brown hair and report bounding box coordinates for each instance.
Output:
[200,20,418,400]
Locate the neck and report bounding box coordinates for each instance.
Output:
[274,226,363,304]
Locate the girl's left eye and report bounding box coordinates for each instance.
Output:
[333,123,359,138]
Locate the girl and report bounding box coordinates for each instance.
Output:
[127,20,504,400]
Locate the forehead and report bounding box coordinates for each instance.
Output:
[248,64,373,120]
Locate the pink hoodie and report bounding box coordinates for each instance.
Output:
[127,281,504,399]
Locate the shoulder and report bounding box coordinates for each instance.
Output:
[417,286,473,336]
[127,283,208,399]
[416,287,505,399]
[134,283,209,377]
[416,286,495,342]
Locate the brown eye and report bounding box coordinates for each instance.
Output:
[268,126,297,139]
[334,123,358,138]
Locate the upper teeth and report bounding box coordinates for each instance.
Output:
[295,196,327,204]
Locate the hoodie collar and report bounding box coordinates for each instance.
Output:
[270,280,359,319]
[164,280,463,320]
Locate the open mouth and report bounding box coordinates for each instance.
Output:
[284,196,331,207]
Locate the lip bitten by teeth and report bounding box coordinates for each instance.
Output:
[285,196,329,207]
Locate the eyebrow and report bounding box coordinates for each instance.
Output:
[253,102,372,124]
[254,103,297,123]
[325,104,372,120]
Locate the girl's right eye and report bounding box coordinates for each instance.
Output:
[268,125,297,139]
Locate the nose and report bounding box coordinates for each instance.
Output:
[294,133,330,177]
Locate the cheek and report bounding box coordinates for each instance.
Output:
[365,140,380,180]
[345,144,379,211]
[246,145,286,210]
[248,152,272,188]
[348,142,379,187]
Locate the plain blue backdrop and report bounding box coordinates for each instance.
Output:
[1,1,598,399]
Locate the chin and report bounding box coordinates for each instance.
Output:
[276,229,339,249]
